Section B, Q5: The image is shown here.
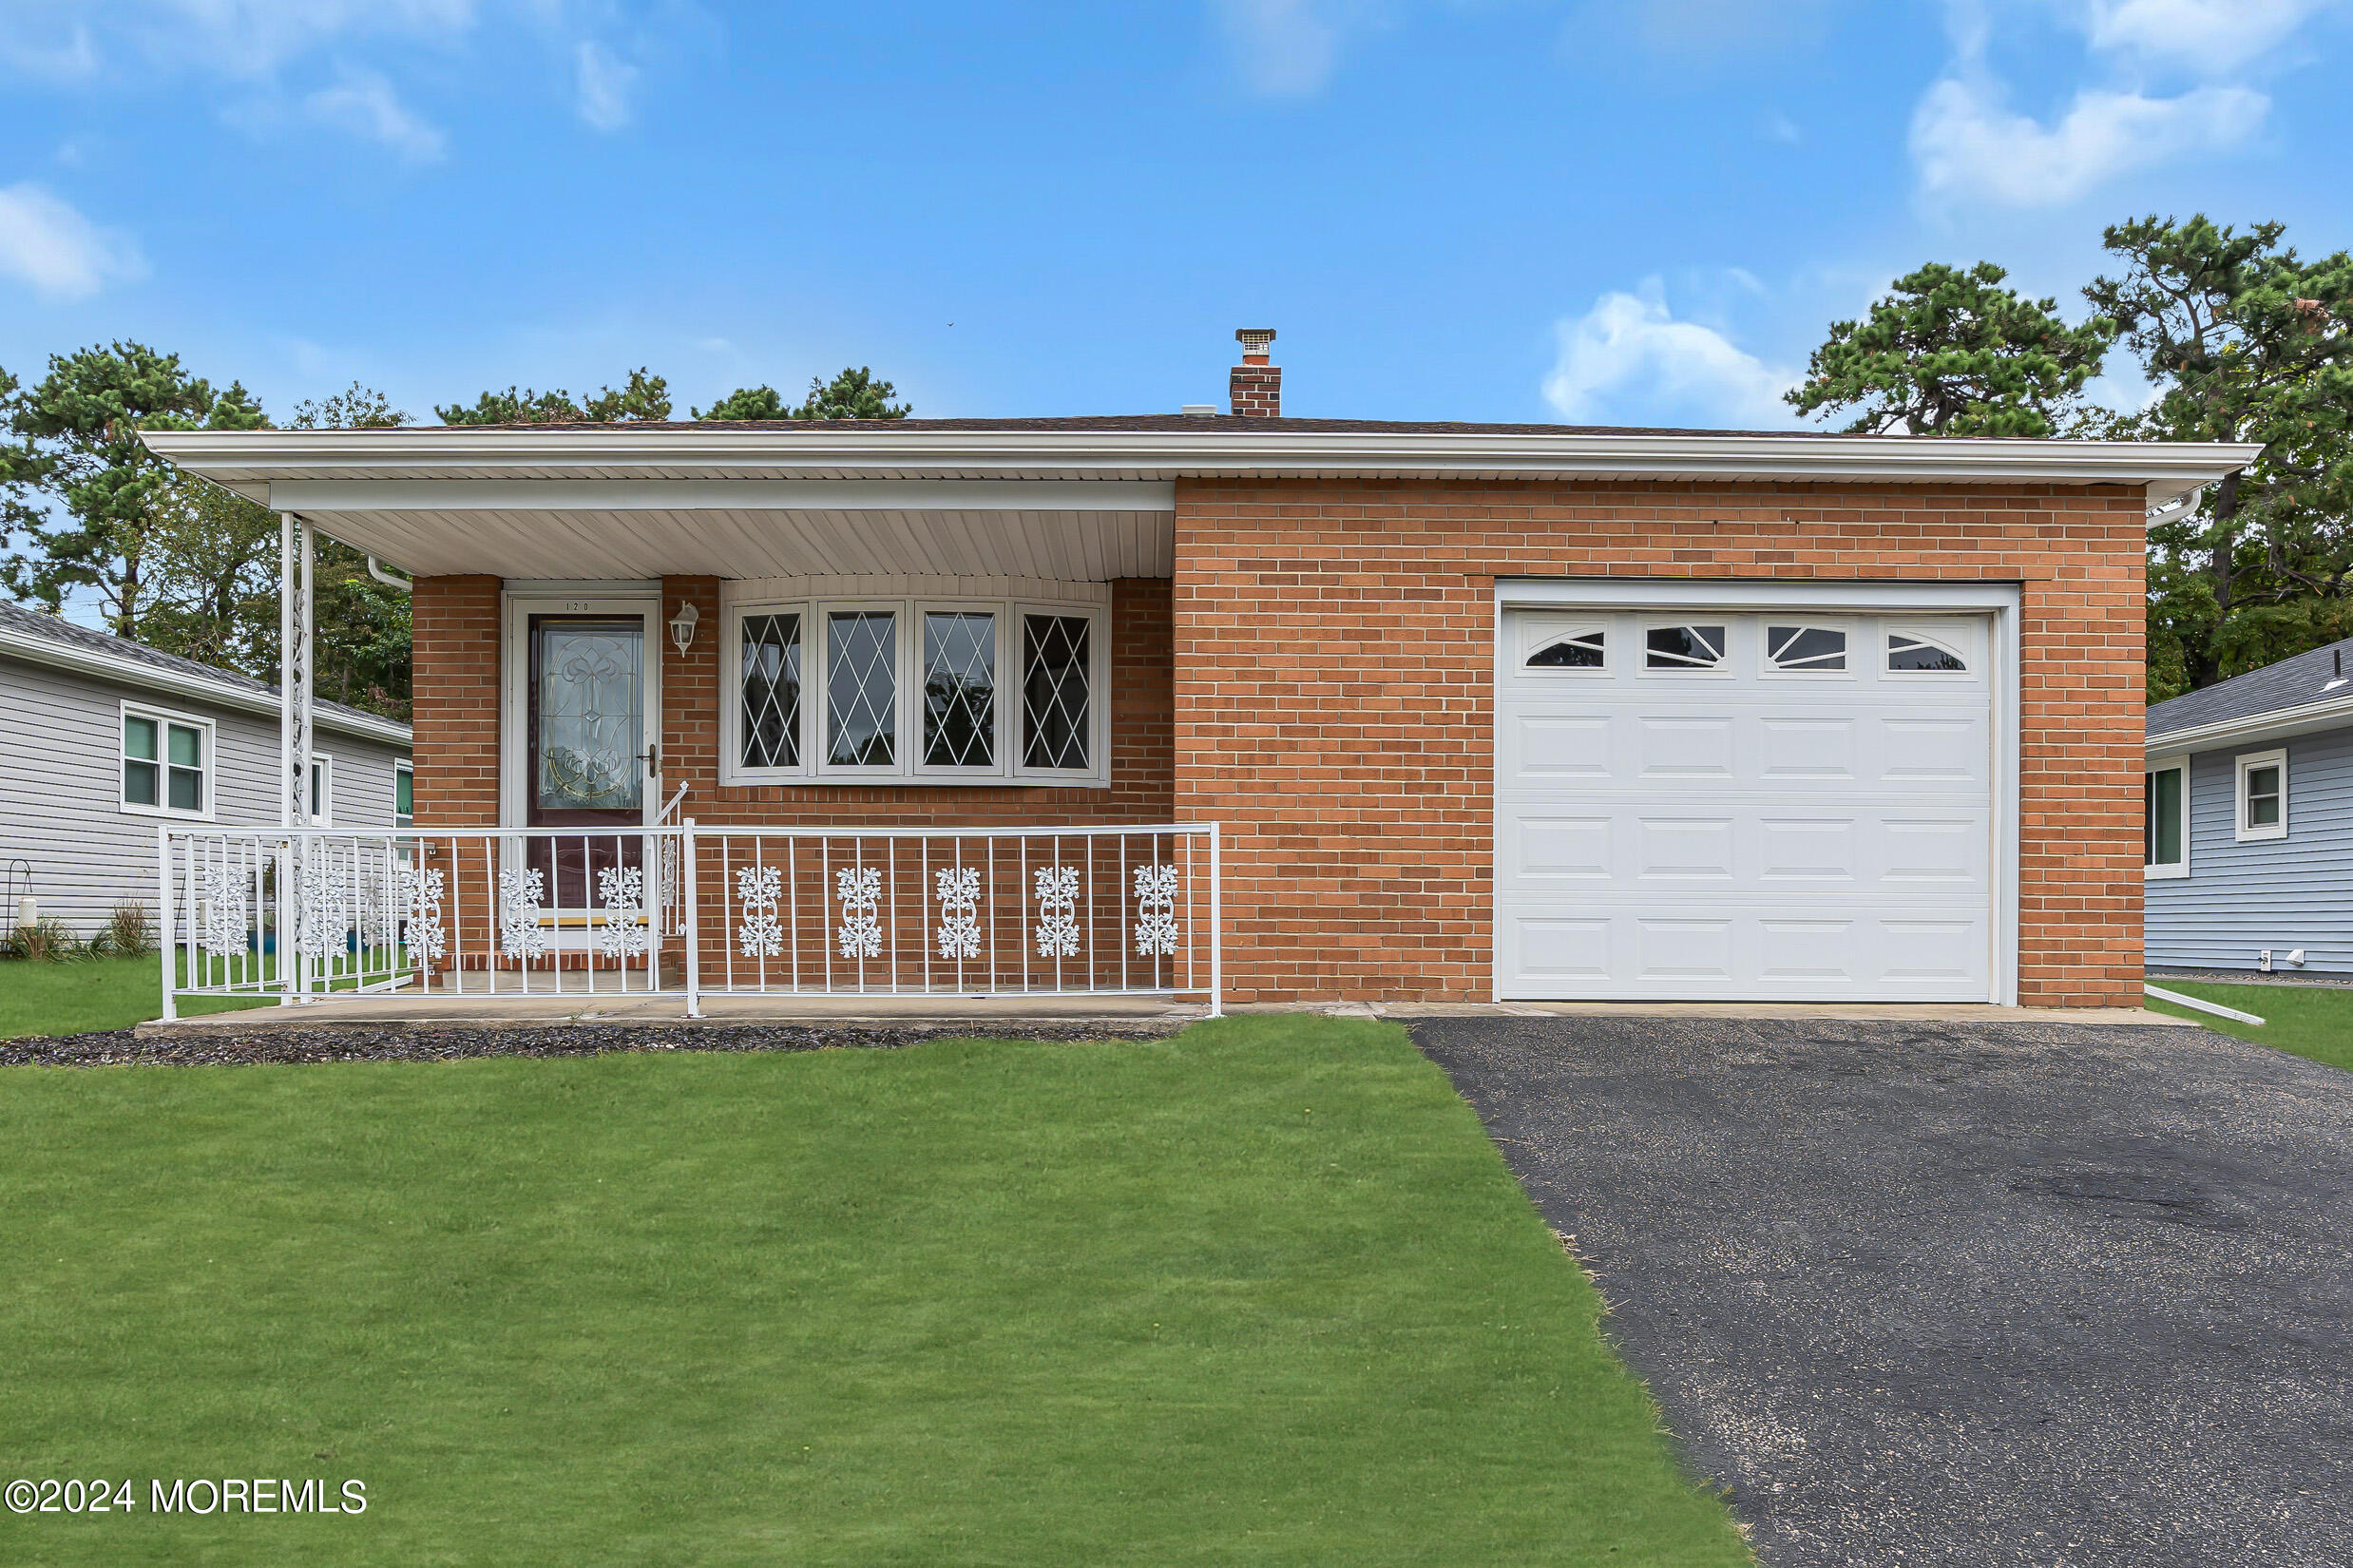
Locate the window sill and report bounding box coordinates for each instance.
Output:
[120,801,215,823]
[2144,864,2190,880]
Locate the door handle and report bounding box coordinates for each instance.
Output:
[639,743,660,777]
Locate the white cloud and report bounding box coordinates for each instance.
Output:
[1213,0,1347,96]
[574,38,638,130]
[303,70,448,163]
[2081,0,2343,72]
[1910,75,2264,205]
[0,182,146,301]
[1542,280,1797,429]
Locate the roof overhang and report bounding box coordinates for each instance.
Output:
[0,621,411,746]
[2148,692,2353,756]
[142,425,2261,581]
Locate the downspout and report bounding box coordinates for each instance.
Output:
[366,557,413,593]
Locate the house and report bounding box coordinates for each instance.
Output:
[0,600,412,939]
[141,331,2256,1011]
[2145,636,2353,976]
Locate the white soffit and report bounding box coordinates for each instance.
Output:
[291,507,1175,581]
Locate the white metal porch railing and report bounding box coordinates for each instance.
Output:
[157,822,1221,1021]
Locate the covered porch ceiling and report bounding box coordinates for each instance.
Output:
[142,419,2265,582]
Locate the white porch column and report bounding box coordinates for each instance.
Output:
[278,512,315,828]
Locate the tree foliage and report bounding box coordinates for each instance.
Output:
[435,368,672,425]
[0,342,265,634]
[2084,217,2353,698]
[694,367,910,422]
[1788,262,2114,436]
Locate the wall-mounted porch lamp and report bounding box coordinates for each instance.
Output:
[669,600,700,657]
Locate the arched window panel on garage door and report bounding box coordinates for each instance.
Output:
[1886,630,1969,674]
[1526,628,1606,669]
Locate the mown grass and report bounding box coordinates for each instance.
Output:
[2146,978,2353,1074]
[0,1016,1749,1566]
[0,955,269,1040]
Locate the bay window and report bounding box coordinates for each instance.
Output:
[723,583,1108,786]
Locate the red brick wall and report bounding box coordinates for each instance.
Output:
[1170,477,2148,1009]
[411,574,503,829]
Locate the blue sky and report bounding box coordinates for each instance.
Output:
[0,0,2347,433]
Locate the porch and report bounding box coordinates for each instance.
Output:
[158,822,1222,1021]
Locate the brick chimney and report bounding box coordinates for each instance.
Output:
[1230,328,1280,417]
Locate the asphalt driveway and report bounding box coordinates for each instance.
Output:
[1411,1016,2353,1568]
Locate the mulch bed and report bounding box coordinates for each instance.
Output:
[2,1020,1185,1068]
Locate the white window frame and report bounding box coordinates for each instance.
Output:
[2144,754,2189,879]
[2234,747,2287,842]
[720,581,1110,788]
[393,759,414,830]
[118,700,216,821]
[307,753,335,827]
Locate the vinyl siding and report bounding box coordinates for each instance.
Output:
[2146,725,2353,973]
[0,653,410,938]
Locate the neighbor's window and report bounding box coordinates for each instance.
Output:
[394,761,414,829]
[726,594,1106,784]
[122,706,211,818]
[1887,632,1968,673]
[1645,624,1726,670]
[307,754,335,826]
[1527,630,1604,668]
[2236,748,2286,842]
[1766,625,1847,673]
[2145,760,2187,878]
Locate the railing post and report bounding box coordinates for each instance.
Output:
[1206,821,1223,1019]
[681,819,701,1019]
[157,827,177,1023]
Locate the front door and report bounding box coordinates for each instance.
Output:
[526,613,652,908]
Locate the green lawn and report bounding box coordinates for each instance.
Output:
[0,955,270,1040]
[0,1016,1749,1566]
[2145,978,2353,1073]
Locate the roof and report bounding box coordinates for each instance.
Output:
[143,418,2260,505]
[2147,637,2353,751]
[0,600,411,746]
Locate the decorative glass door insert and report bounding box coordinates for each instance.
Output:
[527,616,647,910]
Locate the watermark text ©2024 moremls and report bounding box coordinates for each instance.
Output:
[7,1477,367,1515]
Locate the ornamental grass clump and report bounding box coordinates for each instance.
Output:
[4,917,87,963]
[90,901,157,959]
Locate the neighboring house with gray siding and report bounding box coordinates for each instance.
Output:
[2146,636,2353,975]
[0,602,411,938]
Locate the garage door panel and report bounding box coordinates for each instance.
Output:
[1499,607,1995,1002]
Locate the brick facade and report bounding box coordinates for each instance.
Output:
[409,479,2145,1010]
[1170,477,2147,1009]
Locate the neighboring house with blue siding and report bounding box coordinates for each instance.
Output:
[2145,637,2353,975]
[0,602,411,939]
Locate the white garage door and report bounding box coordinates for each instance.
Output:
[1496,608,1996,1002]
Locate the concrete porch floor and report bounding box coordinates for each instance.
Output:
[141,993,2193,1036]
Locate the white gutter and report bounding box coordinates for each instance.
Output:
[0,622,411,746]
[140,427,2262,506]
[2146,691,2353,755]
